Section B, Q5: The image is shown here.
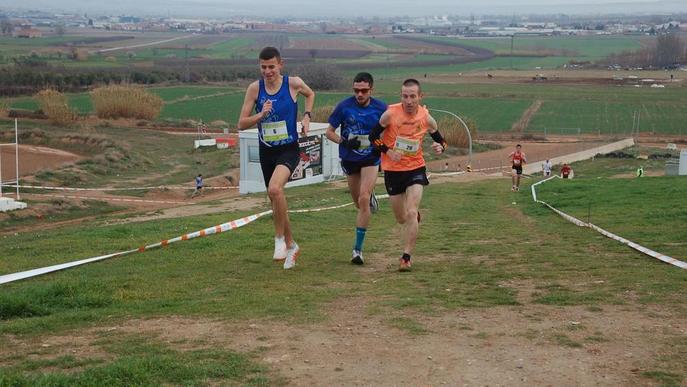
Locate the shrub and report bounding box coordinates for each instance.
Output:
[91,84,163,120]
[34,89,79,125]
[437,116,478,148]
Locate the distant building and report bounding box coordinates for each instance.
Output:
[15,27,42,38]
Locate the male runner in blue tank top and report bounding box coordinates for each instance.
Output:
[325,72,387,265]
[238,47,315,270]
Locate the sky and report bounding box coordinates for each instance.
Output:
[1,0,686,18]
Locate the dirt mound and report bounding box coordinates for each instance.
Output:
[1,145,81,179]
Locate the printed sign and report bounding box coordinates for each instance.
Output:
[291,134,323,181]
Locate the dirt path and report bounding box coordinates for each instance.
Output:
[1,145,81,180]
[427,140,610,173]
[511,100,543,132]
[3,299,681,386]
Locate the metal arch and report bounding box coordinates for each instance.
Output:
[428,108,473,168]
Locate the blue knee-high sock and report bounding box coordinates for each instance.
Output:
[354,227,367,251]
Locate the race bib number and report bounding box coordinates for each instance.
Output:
[513,159,521,166]
[395,136,420,156]
[262,121,289,142]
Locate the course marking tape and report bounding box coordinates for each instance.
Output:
[1,184,236,191]
[0,194,393,285]
[0,209,273,285]
[531,176,686,269]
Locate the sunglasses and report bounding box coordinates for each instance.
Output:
[353,88,371,94]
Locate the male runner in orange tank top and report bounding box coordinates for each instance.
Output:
[369,79,448,272]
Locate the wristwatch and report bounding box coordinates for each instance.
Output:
[303,111,312,119]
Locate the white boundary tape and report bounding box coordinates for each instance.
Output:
[531,176,687,269]
[1,184,236,191]
[0,195,391,285]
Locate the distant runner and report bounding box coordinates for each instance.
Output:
[191,174,203,197]
[561,163,573,179]
[508,144,527,191]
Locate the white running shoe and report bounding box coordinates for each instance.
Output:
[369,191,379,214]
[273,237,287,261]
[283,242,300,270]
[351,249,364,265]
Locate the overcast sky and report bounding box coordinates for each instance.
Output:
[2,0,686,18]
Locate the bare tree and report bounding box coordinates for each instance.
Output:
[655,33,684,67]
[55,22,66,36]
[292,63,344,91]
[0,19,13,35]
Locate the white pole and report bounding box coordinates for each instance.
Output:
[428,108,473,167]
[15,118,19,200]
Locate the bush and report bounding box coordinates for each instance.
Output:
[8,108,47,119]
[437,116,478,148]
[91,84,163,120]
[34,89,79,125]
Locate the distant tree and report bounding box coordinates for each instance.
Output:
[655,33,684,67]
[55,22,66,36]
[0,19,13,35]
[308,48,318,59]
[292,63,344,91]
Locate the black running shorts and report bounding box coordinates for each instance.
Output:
[341,158,380,176]
[383,166,429,196]
[260,142,300,188]
[512,165,523,175]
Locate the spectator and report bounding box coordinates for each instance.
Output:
[542,159,552,177]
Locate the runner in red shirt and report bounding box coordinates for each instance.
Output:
[561,163,573,179]
[507,144,527,192]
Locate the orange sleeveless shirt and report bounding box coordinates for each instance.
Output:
[380,103,430,171]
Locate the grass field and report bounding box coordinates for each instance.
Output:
[6,76,687,134]
[426,35,647,60]
[1,155,686,384]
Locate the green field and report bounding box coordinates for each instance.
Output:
[535,175,687,261]
[1,155,686,384]
[7,80,687,134]
[426,35,646,60]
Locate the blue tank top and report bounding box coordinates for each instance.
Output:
[328,96,387,162]
[255,76,298,147]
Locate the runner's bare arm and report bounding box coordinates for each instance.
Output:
[290,76,315,135]
[237,82,268,130]
[325,125,341,143]
[522,152,527,164]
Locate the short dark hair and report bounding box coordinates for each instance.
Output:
[516,144,522,148]
[353,72,374,86]
[402,78,421,92]
[259,46,281,61]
